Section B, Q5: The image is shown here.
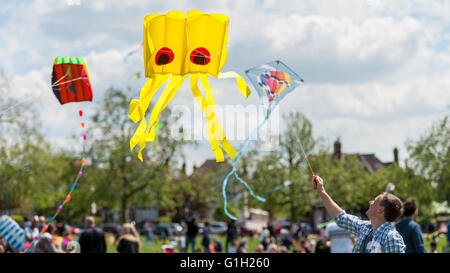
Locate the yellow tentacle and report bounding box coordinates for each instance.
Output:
[218,71,251,98]
[129,74,170,151]
[136,74,187,161]
[190,73,225,162]
[199,74,237,159]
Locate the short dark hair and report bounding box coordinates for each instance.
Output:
[403,199,417,217]
[380,193,403,222]
[47,223,57,234]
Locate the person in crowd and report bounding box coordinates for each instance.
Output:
[117,223,141,253]
[143,219,153,246]
[24,216,40,242]
[0,237,8,253]
[255,244,265,253]
[447,220,450,248]
[259,227,270,251]
[281,229,293,251]
[237,241,248,253]
[30,223,63,253]
[185,216,198,253]
[298,238,312,253]
[315,234,331,253]
[267,237,278,253]
[312,175,405,253]
[201,220,211,253]
[395,199,426,253]
[38,216,46,231]
[267,221,275,241]
[22,216,31,230]
[61,228,74,252]
[430,240,438,253]
[240,236,249,251]
[208,239,216,253]
[324,221,354,253]
[212,236,223,252]
[280,246,290,253]
[226,220,239,251]
[78,216,106,253]
[293,221,302,240]
[227,239,238,253]
[427,220,437,234]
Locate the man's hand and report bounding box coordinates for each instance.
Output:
[312,175,325,195]
[311,174,343,219]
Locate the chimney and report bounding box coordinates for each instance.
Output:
[334,138,342,159]
[393,147,399,164]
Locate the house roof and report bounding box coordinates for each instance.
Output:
[356,153,388,173]
[192,159,231,175]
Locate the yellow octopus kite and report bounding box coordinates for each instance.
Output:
[129,10,251,162]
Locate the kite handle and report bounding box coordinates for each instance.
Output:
[312,173,318,190]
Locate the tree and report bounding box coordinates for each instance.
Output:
[246,112,317,221]
[0,70,80,219]
[249,151,288,219]
[310,151,375,216]
[278,112,317,222]
[89,87,190,222]
[370,164,435,224]
[406,115,449,202]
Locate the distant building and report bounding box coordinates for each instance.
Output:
[333,138,399,172]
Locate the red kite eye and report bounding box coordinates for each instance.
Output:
[155,47,174,65]
[190,47,211,65]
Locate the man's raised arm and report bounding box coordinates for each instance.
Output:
[313,176,343,219]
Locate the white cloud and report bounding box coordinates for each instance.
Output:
[1,0,449,169]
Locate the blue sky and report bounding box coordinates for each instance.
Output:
[1,0,449,174]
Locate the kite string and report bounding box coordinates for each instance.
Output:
[1,74,87,117]
[298,137,315,175]
[38,109,87,236]
[51,72,70,86]
[0,97,35,116]
[51,77,89,87]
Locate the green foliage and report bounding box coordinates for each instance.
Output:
[406,115,449,202]
[156,216,172,223]
[213,204,238,223]
[372,164,435,223]
[11,215,24,222]
[311,152,377,214]
[88,87,191,222]
[247,112,317,221]
[0,72,84,219]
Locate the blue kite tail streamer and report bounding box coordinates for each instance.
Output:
[234,171,266,202]
[223,166,237,220]
[222,117,269,220]
[265,184,285,194]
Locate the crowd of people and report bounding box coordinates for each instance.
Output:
[1,176,449,253]
[0,212,448,254]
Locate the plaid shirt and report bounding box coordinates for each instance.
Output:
[335,211,406,253]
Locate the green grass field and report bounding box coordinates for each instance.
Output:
[423,234,448,253]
